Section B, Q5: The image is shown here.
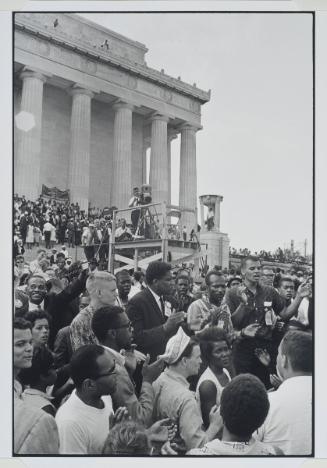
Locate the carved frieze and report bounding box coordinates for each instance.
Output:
[15,30,203,116]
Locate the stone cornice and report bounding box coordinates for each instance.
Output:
[15,18,211,104]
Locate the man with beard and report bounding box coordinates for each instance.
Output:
[187,270,233,334]
[92,305,163,426]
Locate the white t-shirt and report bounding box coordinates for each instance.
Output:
[195,366,231,408]
[55,390,113,454]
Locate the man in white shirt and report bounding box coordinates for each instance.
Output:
[26,275,47,311]
[55,344,118,454]
[115,218,133,241]
[255,330,312,455]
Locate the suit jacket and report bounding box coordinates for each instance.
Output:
[126,288,170,362]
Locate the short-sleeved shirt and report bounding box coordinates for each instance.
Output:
[187,296,233,334]
[228,283,284,340]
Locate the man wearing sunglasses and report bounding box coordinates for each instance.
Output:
[55,344,119,454]
[92,305,164,427]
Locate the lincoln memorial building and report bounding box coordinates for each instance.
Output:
[14,13,210,231]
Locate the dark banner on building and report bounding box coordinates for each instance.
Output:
[41,184,70,201]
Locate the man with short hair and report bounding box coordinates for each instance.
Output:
[229,256,285,388]
[115,218,133,241]
[116,269,132,309]
[27,271,87,348]
[256,331,312,455]
[187,270,233,334]
[153,328,222,451]
[173,275,194,313]
[92,305,163,427]
[277,276,312,329]
[261,268,275,287]
[188,374,280,455]
[70,271,118,351]
[14,318,59,454]
[55,345,117,454]
[127,261,186,361]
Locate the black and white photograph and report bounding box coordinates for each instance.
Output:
[10,3,317,461]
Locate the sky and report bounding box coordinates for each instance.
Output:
[81,13,312,254]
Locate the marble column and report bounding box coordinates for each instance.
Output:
[111,100,134,210]
[142,136,151,185]
[179,124,198,232]
[68,86,94,213]
[15,69,47,200]
[149,114,169,204]
[200,199,205,230]
[167,130,177,207]
[214,196,224,231]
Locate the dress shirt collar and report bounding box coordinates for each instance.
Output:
[23,387,54,401]
[29,300,45,311]
[147,286,163,309]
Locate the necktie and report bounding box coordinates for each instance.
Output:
[159,297,165,317]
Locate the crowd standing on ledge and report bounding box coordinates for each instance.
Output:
[13,195,313,456]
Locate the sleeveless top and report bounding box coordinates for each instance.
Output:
[195,366,231,408]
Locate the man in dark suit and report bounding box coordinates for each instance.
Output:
[126,261,186,362]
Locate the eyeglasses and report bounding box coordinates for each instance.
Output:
[94,362,116,379]
[114,321,133,330]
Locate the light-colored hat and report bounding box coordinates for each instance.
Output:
[159,327,190,364]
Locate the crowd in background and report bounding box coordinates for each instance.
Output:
[14,222,313,456]
[229,246,309,265]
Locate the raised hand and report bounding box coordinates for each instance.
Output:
[236,285,248,304]
[208,404,223,431]
[270,373,282,389]
[254,348,271,367]
[109,406,130,428]
[142,355,165,383]
[161,441,179,455]
[163,311,186,334]
[296,282,312,299]
[242,323,260,338]
[121,344,147,374]
[147,418,177,444]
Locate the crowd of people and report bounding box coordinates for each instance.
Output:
[14,194,198,264]
[14,240,313,455]
[230,246,310,265]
